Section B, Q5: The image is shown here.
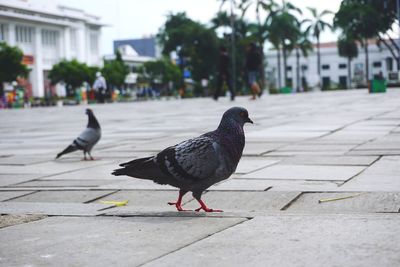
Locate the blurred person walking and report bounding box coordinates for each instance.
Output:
[93,72,107,104]
[214,46,235,101]
[246,42,262,100]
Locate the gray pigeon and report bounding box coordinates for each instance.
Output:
[56,108,101,160]
[112,107,253,212]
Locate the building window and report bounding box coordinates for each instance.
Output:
[286,66,292,71]
[42,30,58,46]
[322,77,331,90]
[386,58,393,71]
[0,24,7,41]
[339,63,347,69]
[373,61,382,68]
[16,25,33,43]
[301,65,308,71]
[339,76,347,88]
[322,64,330,70]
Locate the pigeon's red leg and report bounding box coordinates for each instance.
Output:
[168,190,191,211]
[195,199,223,212]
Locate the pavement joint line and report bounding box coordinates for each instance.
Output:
[19,161,114,181]
[1,190,38,202]
[280,192,304,211]
[338,156,382,187]
[83,190,120,204]
[137,217,252,267]
[239,160,282,176]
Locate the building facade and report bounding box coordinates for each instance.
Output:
[0,0,104,97]
[104,44,155,85]
[265,40,398,91]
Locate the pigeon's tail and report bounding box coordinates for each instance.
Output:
[112,156,166,181]
[56,145,78,159]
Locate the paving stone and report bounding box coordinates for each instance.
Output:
[243,142,285,155]
[341,156,400,191]
[286,192,400,213]
[0,155,50,166]
[0,202,114,216]
[277,144,356,152]
[241,164,365,181]
[0,214,47,229]
[346,150,400,156]
[11,190,116,203]
[14,180,115,188]
[145,214,400,267]
[99,179,176,190]
[266,150,348,156]
[184,191,301,211]
[39,163,124,180]
[234,158,279,174]
[210,178,272,191]
[280,155,378,166]
[0,216,245,266]
[0,174,37,186]
[97,190,182,212]
[0,191,35,202]
[0,160,110,176]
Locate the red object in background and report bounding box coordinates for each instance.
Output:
[17,77,32,98]
[21,55,34,65]
[89,89,96,100]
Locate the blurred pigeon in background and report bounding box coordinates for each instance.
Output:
[56,108,101,160]
[112,107,252,212]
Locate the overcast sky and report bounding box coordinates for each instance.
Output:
[55,0,343,55]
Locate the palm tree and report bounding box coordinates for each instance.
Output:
[268,11,300,88]
[266,1,302,88]
[337,36,358,89]
[293,26,313,92]
[304,7,333,84]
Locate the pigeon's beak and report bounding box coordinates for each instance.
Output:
[246,117,253,124]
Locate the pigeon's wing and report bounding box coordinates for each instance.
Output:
[73,128,101,150]
[157,136,220,182]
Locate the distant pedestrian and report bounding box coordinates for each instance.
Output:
[214,46,235,101]
[246,42,262,100]
[93,72,107,103]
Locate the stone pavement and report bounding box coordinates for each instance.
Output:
[0,89,400,266]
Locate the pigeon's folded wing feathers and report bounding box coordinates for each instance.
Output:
[74,128,100,149]
[159,136,220,181]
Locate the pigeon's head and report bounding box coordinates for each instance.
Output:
[85,109,93,115]
[222,107,253,126]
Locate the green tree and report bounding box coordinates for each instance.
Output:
[292,24,313,92]
[48,59,90,97]
[101,51,129,89]
[139,57,181,95]
[337,36,358,89]
[304,7,333,82]
[0,42,29,96]
[334,0,395,83]
[158,13,219,94]
[268,6,301,87]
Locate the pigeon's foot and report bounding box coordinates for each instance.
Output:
[195,199,223,212]
[168,202,192,212]
[169,190,190,211]
[195,207,223,212]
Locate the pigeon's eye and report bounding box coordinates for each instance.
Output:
[240,112,246,118]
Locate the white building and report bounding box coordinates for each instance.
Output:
[265,40,398,91]
[104,44,155,85]
[0,0,104,97]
